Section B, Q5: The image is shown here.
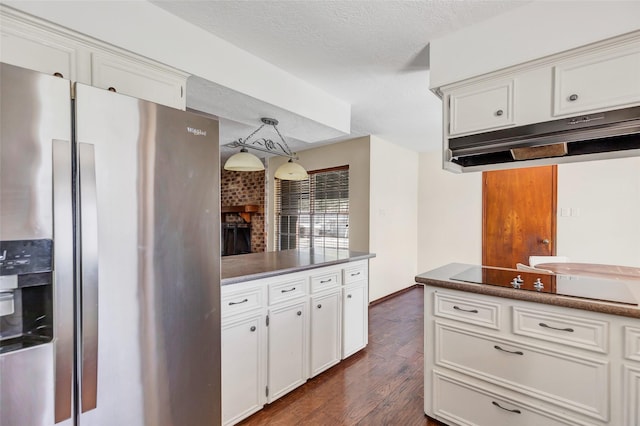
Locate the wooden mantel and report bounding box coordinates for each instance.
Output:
[221,205,264,223]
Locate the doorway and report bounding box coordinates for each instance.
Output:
[482,166,557,268]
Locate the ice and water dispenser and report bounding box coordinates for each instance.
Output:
[0,239,54,353]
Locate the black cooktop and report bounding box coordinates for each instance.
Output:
[450,266,639,306]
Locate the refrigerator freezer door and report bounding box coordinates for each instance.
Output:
[74,84,221,425]
[0,64,73,425]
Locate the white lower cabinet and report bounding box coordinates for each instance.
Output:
[221,314,266,426]
[342,282,368,359]
[267,299,309,402]
[310,289,342,377]
[424,285,640,426]
[222,260,369,425]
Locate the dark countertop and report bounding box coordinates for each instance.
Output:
[221,249,375,285]
[415,263,640,319]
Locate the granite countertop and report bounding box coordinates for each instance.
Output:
[415,263,640,319]
[221,248,375,285]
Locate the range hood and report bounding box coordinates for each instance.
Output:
[446,106,640,172]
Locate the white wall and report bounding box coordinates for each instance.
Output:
[266,137,371,253]
[417,151,482,273]
[368,136,419,301]
[430,1,640,87]
[557,157,640,267]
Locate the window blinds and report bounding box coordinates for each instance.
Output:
[275,166,349,250]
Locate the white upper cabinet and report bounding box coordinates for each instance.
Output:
[553,42,640,116]
[0,7,188,110]
[439,31,640,143]
[448,79,515,136]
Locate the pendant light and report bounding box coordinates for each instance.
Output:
[223,117,307,180]
[274,159,308,180]
[224,148,265,171]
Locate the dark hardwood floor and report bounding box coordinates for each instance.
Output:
[238,285,445,426]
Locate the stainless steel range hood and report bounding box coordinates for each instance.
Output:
[445,106,640,172]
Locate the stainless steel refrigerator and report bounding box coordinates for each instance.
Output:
[0,62,221,426]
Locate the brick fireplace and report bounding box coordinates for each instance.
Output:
[220,169,266,254]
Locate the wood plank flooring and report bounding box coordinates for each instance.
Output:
[238,285,445,426]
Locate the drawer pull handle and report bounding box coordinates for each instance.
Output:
[320,279,332,283]
[453,306,478,313]
[492,401,521,414]
[228,298,248,306]
[350,272,361,276]
[250,326,256,332]
[539,322,574,332]
[281,287,296,293]
[494,345,523,356]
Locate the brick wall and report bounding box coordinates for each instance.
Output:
[220,169,266,253]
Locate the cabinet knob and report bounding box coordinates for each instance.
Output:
[495,109,504,116]
[317,304,322,309]
[568,93,578,101]
[250,326,256,332]
[296,311,302,316]
[541,238,550,245]
[108,87,117,92]
[347,294,352,299]
[53,72,64,78]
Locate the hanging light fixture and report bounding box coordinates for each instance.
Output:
[223,148,264,171]
[274,159,308,180]
[224,118,308,180]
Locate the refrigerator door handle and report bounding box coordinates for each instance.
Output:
[53,140,75,423]
[79,142,99,413]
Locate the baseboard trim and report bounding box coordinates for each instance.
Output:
[369,283,422,306]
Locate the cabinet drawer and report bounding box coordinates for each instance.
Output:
[343,262,367,285]
[310,270,341,293]
[435,322,609,421]
[432,371,587,426]
[513,306,609,353]
[222,287,264,318]
[624,326,640,362]
[434,292,500,330]
[269,278,307,305]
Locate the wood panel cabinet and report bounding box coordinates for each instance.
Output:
[0,6,188,109]
[424,286,640,426]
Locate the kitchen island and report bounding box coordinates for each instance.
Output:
[220,249,375,426]
[417,263,640,426]
[221,248,374,285]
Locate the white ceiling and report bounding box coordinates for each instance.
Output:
[151,0,528,157]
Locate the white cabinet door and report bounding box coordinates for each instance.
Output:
[342,282,367,359]
[0,13,80,81]
[221,314,266,426]
[553,43,640,116]
[624,364,640,426]
[448,79,515,136]
[267,299,308,402]
[309,290,342,377]
[91,50,187,110]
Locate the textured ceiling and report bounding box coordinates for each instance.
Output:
[152,0,528,155]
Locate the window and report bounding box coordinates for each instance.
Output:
[275,166,349,250]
